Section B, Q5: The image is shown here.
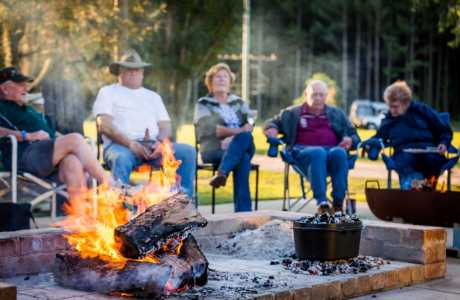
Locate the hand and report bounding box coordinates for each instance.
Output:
[241,123,253,132]
[128,141,151,160]
[264,128,278,138]
[216,125,226,137]
[27,130,50,141]
[338,136,353,150]
[147,141,163,160]
[437,143,447,154]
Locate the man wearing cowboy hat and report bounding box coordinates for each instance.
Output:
[93,49,196,198]
[0,66,111,201]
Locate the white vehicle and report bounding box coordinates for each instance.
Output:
[349,100,388,129]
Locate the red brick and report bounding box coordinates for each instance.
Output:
[311,281,341,300]
[0,256,20,278]
[410,265,425,283]
[0,282,16,300]
[355,275,372,296]
[384,270,399,289]
[0,239,20,257]
[293,287,311,300]
[341,277,358,298]
[398,267,412,287]
[274,290,293,300]
[14,253,55,276]
[424,262,447,280]
[369,272,386,291]
[424,243,446,264]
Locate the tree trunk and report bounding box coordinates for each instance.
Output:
[426,27,434,105]
[42,78,85,134]
[373,0,381,101]
[365,26,372,99]
[294,0,303,98]
[341,2,348,111]
[442,52,449,112]
[435,47,442,110]
[2,24,12,66]
[406,12,415,84]
[354,9,361,100]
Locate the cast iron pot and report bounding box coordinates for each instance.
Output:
[292,220,363,261]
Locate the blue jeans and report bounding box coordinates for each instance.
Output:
[201,132,255,212]
[392,151,447,190]
[292,146,348,207]
[103,142,196,199]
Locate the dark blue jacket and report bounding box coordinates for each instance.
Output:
[373,101,452,151]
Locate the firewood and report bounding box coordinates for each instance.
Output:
[114,192,207,259]
[180,234,208,286]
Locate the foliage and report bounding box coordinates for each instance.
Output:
[292,72,341,107]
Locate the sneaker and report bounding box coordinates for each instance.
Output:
[316,203,332,215]
[209,172,227,188]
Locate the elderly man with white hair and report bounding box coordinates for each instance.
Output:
[264,80,360,214]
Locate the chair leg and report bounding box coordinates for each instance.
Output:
[194,167,199,208]
[51,183,57,220]
[387,170,392,189]
[448,169,452,191]
[300,176,306,199]
[255,167,259,211]
[212,169,216,214]
[282,164,289,211]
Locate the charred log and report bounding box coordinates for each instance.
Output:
[54,235,208,298]
[180,234,208,286]
[53,252,172,298]
[114,193,207,259]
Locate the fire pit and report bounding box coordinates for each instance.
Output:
[54,192,208,298]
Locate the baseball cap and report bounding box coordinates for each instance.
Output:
[0,67,33,84]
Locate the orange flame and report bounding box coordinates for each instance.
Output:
[56,141,182,266]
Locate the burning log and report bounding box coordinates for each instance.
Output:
[53,234,208,297]
[114,193,207,259]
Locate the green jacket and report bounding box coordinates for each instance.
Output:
[193,94,253,153]
[264,104,360,149]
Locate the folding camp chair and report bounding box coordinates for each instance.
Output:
[267,137,357,213]
[372,112,459,190]
[0,135,68,220]
[194,124,259,213]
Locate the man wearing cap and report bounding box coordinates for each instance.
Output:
[0,67,111,200]
[93,49,196,199]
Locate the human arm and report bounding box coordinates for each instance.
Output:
[0,127,49,142]
[263,109,284,137]
[97,114,151,160]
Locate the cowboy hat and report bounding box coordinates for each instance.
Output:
[109,49,151,75]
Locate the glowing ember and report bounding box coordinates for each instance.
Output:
[56,140,182,266]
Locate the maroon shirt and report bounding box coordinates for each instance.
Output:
[295,104,338,146]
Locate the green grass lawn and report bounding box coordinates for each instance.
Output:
[84,121,460,206]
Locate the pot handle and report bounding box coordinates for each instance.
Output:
[365,180,380,190]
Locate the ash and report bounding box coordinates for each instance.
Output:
[296,212,361,224]
[212,219,295,260]
[274,255,389,276]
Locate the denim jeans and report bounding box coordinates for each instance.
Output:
[201,132,255,212]
[103,142,196,199]
[292,145,348,207]
[392,151,447,190]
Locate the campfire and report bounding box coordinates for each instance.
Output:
[53,140,209,298]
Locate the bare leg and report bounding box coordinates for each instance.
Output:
[58,154,87,201]
[52,133,109,184]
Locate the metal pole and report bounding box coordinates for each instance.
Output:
[242,0,251,102]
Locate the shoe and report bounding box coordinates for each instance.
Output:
[209,172,227,188]
[316,203,332,215]
[333,205,343,215]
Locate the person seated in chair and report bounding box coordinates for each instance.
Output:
[93,49,196,198]
[0,67,111,201]
[194,63,256,212]
[264,80,360,214]
[362,80,452,190]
